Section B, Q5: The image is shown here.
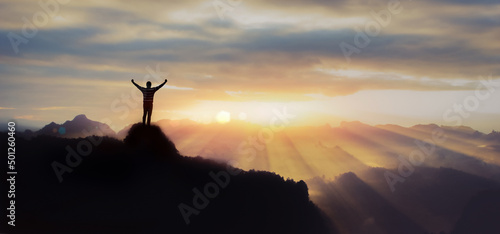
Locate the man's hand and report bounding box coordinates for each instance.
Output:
[156,79,168,89]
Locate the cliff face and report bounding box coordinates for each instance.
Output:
[3,124,335,234]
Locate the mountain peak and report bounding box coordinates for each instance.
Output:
[124,123,179,156]
[72,114,88,121]
[335,172,364,186]
[340,121,369,128]
[35,114,116,138]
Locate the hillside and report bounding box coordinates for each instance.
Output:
[307,168,500,234]
[1,124,334,233]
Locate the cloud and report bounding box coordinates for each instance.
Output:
[14,115,39,120]
[0,107,15,110]
[33,106,79,111]
[0,0,499,130]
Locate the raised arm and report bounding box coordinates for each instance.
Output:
[131,79,142,90]
[155,79,168,90]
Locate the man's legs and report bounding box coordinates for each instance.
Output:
[147,104,153,126]
[142,105,147,125]
[143,102,153,126]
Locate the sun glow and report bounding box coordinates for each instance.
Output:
[216,111,231,124]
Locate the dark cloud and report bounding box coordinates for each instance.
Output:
[1,0,499,103]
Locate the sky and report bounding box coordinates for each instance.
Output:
[0,0,499,132]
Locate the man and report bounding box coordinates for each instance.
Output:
[131,79,168,126]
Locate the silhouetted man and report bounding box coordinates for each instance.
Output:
[132,79,168,126]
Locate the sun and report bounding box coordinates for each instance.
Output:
[216,111,231,124]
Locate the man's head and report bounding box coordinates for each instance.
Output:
[146,81,152,88]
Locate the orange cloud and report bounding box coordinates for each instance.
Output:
[14,115,39,120]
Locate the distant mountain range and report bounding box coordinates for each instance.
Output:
[7,114,500,233]
[307,167,500,234]
[22,114,500,143]
[20,115,500,181]
[20,114,116,139]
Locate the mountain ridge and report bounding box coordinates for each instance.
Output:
[3,124,335,234]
